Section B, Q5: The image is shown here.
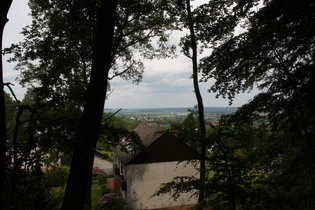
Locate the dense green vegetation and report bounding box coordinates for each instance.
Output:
[95,150,113,162]
[156,0,315,209]
[1,0,314,209]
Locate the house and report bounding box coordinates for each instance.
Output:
[113,124,200,209]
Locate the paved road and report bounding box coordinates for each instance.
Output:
[93,156,114,175]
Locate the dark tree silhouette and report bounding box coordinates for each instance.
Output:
[0,1,13,209]
[183,0,207,203]
[61,0,118,209]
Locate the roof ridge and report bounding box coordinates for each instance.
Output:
[114,124,166,165]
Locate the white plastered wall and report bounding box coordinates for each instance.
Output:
[125,161,199,209]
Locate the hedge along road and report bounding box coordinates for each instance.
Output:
[93,156,114,175]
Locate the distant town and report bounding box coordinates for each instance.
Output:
[105,107,238,129]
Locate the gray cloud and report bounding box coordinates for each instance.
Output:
[3,1,257,108]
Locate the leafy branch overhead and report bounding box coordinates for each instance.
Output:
[199,0,315,103]
[153,0,315,209]
[4,0,176,106]
[154,176,200,200]
[2,0,315,209]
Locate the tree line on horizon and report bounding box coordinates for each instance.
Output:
[1,0,314,209]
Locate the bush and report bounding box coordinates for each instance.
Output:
[92,167,109,194]
[98,175,109,195]
[96,193,125,210]
[92,167,107,181]
[4,169,63,209]
[95,151,109,160]
[45,166,69,188]
[95,150,114,162]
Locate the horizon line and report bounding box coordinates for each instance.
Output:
[104,106,239,109]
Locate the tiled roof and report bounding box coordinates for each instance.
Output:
[114,124,201,165]
[113,124,164,165]
[133,124,164,147]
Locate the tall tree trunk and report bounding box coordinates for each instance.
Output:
[0,1,13,209]
[186,0,206,204]
[62,0,118,209]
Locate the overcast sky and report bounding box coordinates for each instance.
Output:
[3,1,258,109]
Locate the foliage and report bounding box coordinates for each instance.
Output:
[61,0,117,208]
[91,183,104,209]
[15,92,81,164]
[44,166,69,188]
[95,150,113,162]
[201,0,315,105]
[2,87,64,209]
[4,0,176,108]
[203,115,268,209]
[3,0,173,209]
[176,111,201,152]
[95,193,124,210]
[4,88,81,168]
[158,114,267,209]
[99,112,144,155]
[98,175,109,195]
[92,167,107,182]
[0,2,14,209]
[92,167,109,195]
[4,91,18,122]
[3,87,80,209]
[3,0,314,209]
[3,168,62,210]
[3,91,18,139]
[198,0,315,208]
[155,0,315,208]
[154,176,199,200]
[174,0,211,202]
[3,1,176,206]
[98,112,131,150]
[95,150,109,160]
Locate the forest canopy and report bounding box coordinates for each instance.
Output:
[1,0,314,209]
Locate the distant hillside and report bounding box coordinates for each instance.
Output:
[104,107,238,115]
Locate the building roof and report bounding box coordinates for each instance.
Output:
[114,124,200,165]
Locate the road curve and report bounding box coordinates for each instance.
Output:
[93,156,114,175]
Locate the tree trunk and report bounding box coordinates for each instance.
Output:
[0,1,13,209]
[62,0,118,209]
[186,0,206,204]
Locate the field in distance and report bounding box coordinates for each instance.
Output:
[104,107,238,117]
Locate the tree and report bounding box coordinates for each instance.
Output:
[4,91,18,135]
[4,0,176,108]
[155,0,315,208]
[0,1,13,209]
[4,1,176,208]
[184,0,207,203]
[204,115,267,209]
[171,0,208,203]
[7,88,82,166]
[154,1,256,206]
[177,111,199,151]
[2,91,65,209]
[173,0,260,204]
[200,0,315,208]
[61,0,118,208]
[61,0,170,209]
[98,112,134,150]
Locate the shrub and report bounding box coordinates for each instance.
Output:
[92,167,109,194]
[45,166,69,188]
[95,151,109,160]
[96,193,125,210]
[98,174,109,194]
[5,169,63,209]
[92,167,107,181]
